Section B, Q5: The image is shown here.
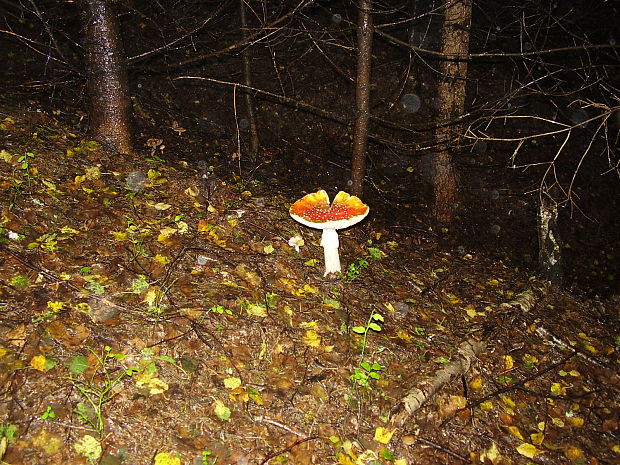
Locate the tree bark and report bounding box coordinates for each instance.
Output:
[432,0,471,223]
[350,0,373,198]
[81,0,133,154]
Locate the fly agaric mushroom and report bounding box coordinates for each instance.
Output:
[290,190,369,276]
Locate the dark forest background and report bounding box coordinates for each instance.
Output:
[1,0,619,295]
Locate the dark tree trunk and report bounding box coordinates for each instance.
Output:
[350,0,373,198]
[432,0,471,224]
[81,0,133,154]
[239,0,260,159]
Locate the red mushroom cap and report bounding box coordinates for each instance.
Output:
[289,190,369,230]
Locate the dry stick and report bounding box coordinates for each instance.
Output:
[388,283,552,431]
[389,338,485,428]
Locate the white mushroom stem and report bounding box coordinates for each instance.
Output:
[320,228,341,276]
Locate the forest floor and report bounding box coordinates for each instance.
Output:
[0,107,619,465]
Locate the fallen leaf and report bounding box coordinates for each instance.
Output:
[374,427,395,444]
[480,442,502,465]
[224,377,242,390]
[302,330,321,347]
[516,442,543,458]
[4,324,26,347]
[154,452,181,465]
[214,400,231,420]
[73,435,102,461]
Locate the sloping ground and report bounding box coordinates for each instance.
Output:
[0,110,618,465]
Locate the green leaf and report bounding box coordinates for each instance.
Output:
[352,326,366,334]
[371,313,384,322]
[360,361,371,371]
[368,322,382,332]
[154,355,177,365]
[68,355,88,375]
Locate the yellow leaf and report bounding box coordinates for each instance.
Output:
[147,377,169,395]
[516,442,543,458]
[507,426,524,440]
[564,445,584,461]
[157,227,177,243]
[337,453,356,465]
[550,382,566,396]
[299,321,318,330]
[356,450,378,464]
[567,416,584,427]
[207,229,227,247]
[395,328,412,343]
[154,452,181,465]
[185,187,198,197]
[470,374,483,391]
[487,278,500,285]
[47,301,64,312]
[383,302,395,313]
[373,427,395,444]
[84,166,100,180]
[302,330,321,347]
[0,149,12,162]
[154,254,170,265]
[110,231,128,241]
[30,355,48,372]
[214,400,231,420]
[303,258,318,267]
[480,442,501,465]
[150,202,172,211]
[224,377,242,390]
[503,355,514,370]
[394,460,407,465]
[143,287,162,305]
[480,400,494,411]
[530,432,544,446]
[197,219,211,232]
[551,417,565,427]
[293,283,319,296]
[246,303,267,317]
[73,434,102,461]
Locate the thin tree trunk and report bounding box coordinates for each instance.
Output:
[81,0,133,154]
[240,0,260,158]
[350,0,373,198]
[538,187,563,285]
[432,0,471,223]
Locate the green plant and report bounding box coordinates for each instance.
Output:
[344,247,382,281]
[0,423,18,443]
[201,450,218,465]
[16,152,35,175]
[209,305,233,315]
[350,309,384,389]
[41,405,56,420]
[69,346,137,438]
[345,257,369,281]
